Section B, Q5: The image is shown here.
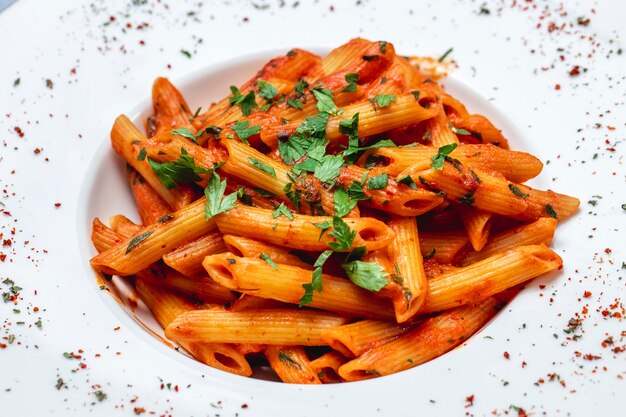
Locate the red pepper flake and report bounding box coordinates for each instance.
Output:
[583,353,601,361]
[33,306,39,312]
[54,203,61,208]
[45,79,54,89]
[0,254,6,262]
[113,326,121,331]
[133,407,146,415]
[34,148,41,154]
[577,16,590,26]
[554,84,561,90]
[569,65,580,76]
[465,394,475,407]
[14,126,24,137]
[503,351,510,360]
[604,248,612,254]
[241,404,248,409]
[80,363,87,369]
[583,291,592,298]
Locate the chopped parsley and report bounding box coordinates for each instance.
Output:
[397,175,417,189]
[313,154,344,184]
[257,79,279,101]
[204,172,238,219]
[438,47,453,62]
[287,98,303,109]
[342,260,389,291]
[294,79,309,96]
[272,202,294,220]
[508,184,529,198]
[137,147,147,161]
[259,253,279,270]
[278,351,301,369]
[311,86,341,115]
[459,190,476,206]
[232,120,261,145]
[299,249,332,306]
[248,157,276,177]
[148,148,212,189]
[545,204,558,219]
[228,86,257,116]
[125,231,154,254]
[370,94,396,110]
[368,174,388,190]
[328,215,356,251]
[431,143,458,170]
[342,73,359,93]
[171,127,197,143]
[334,188,358,217]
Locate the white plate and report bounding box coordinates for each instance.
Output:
[1,1,624,416]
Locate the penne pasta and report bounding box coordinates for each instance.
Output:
[162,231,227,277]
[309,351,348,383]
[338,298,499,381]
[165,308,347,345]
[203,253,395,320]
[422,245,562,313]
[264,346,321,384]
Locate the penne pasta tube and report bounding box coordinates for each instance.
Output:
[423,110,459,147]
[261,92,441,148]
[337,165,443,217]
[422,245,562,313]
[419,230,469,264]
[228,294,290,312]
[320,320,413,358]
[338,298,499,381]
[457,114,509,149]
[165,308,347,345]
[360,144,543,182]
[91,218,125,253]
[194,49,322,131]
[264,346,321,384]
[140,267,237,305]
[90,197,217,276]
[151,77,194,135]
[127,167,172,225]
[461,218,557,265]
[309,351,348,384]
[109,214,142,237]
[214,205,394,252]
[457,207,493,251]
[135,279,251,376]
[223,235,313,270]
[163,231,227,277]
[387,217,428,322]
[203,253,395,320]
[111,115,195,210]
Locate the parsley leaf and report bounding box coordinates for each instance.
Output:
[370,94,396,110]
[311,86,341,115]
[278,351,301,369]
[232,120,261,145]
[272,202,294,220]
[257,79,278,101]
[431,143,458,170]
[328,216,356,251]
[125,231,154,254]
[278,113,329,164]
[342,260,389,291]
[508,184,529,198]
[346,172,369,201]
[545,204,558,219]
[311,220,332,240]
[287,98,303,109]
[137,147,147,161]
[438,47,453,62]
[334,188,358,217]
[294,79,309,97]
[397,175,417,189]
[228,86,257,116]
[204,172,238,219]
[368,174,388,190]
[259,253,279,270]
[148,148,211,189]
[342,73,359,92]
[450,125,471,136]
[171,127,197,143]
[248,157,276,177]
[314,154,344,184]
[299,250,332,307]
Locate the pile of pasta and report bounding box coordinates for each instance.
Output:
[90,38,579,383]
